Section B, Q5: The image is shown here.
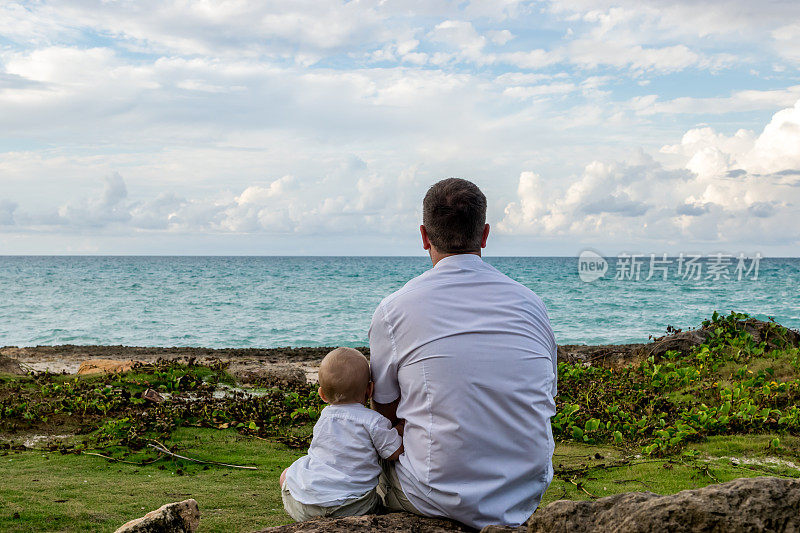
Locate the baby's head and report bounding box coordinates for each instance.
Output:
[318,347,372,405]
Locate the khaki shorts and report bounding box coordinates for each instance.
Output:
[376,460,423,515]
[281,484,380,522]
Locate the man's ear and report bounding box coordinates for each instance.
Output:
[420,225,431,251]
[480,223,490,248]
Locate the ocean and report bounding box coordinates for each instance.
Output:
[1,255,798,348]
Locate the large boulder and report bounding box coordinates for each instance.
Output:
[647,318,800,360]
[646,329,712,359]
[256,512,474,532]
[528,476,800,533]
[78,359,142,375]
[559,317,800,369]
[114,499,200,533]
[0,355,25,375]
[557,344,646,368]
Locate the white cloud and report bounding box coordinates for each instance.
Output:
[487,29,515,45]
[499,49,559,69]
[500,99,800,246]
[547,0,800,58]
[502,82,576,99]
[2,1,800,254]
[638,85,800,115]
[236,176,297,205]
[1,165,426,238]
[429,20,491,64]
[0,200,17,225]
[662,99,800,175]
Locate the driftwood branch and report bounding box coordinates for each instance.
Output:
[83,451,159,465]
[147,442,258,470]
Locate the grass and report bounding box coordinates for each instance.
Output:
[542,435,800,506]
[3,432,799,532]
[1,427,305,532]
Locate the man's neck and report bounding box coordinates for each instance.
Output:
[429,249,481,267]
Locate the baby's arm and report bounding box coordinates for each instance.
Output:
[370,416,404,461]
[383,420,405,459]
[386,443,403,461]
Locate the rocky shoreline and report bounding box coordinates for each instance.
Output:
[3,316,797,380]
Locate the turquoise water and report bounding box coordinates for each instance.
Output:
[1,256,798,347]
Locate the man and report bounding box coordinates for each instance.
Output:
[369,178,558,529]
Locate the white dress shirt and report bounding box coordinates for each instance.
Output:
[369,253,558,529]
[283,403,402,506]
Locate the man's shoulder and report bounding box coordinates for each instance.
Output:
[379,260,546,308]
[378,268,436,308]
[481,262,547,305]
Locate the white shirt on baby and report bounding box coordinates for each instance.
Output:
[369,253,558,529]
[283,403,402,507]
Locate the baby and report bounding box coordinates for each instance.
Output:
[280,347,403,521]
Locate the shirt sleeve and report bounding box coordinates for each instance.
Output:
[369,415,403,459]
[546,310,558,398]
[368,302,401,404]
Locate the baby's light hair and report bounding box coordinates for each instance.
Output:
[318,347,370,404]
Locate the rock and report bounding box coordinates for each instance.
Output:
[0,355,25,375]
[557,344,647,369]
[256,512,473,532]
[114,499,200,533]
[232,364,308,389]
[735,318,800,348]
[527,476,800,533]
[77,359,142,375]
[559,317,800,370]
[646,329,712,359]
[142,388,164,403]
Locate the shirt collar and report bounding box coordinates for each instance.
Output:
[325,402,366,410]
[433,253,484,269]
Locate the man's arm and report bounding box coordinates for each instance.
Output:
[368,302,402,421]
[372,397,401,427]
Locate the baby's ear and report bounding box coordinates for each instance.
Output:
[366,381,374,399]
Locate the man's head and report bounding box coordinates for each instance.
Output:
[318,347,371,404]
[422,178,488,255]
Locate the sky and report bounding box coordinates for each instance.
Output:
[1,0,800,256]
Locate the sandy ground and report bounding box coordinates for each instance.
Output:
[0,342,653,384]
[0,345,347,383]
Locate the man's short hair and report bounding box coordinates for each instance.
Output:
[423,178,487,253]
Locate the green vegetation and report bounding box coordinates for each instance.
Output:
[1,311,799,531]
[553,312,800,454]
[1,360,324,455]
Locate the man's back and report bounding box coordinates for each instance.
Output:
[369,253,558,529]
